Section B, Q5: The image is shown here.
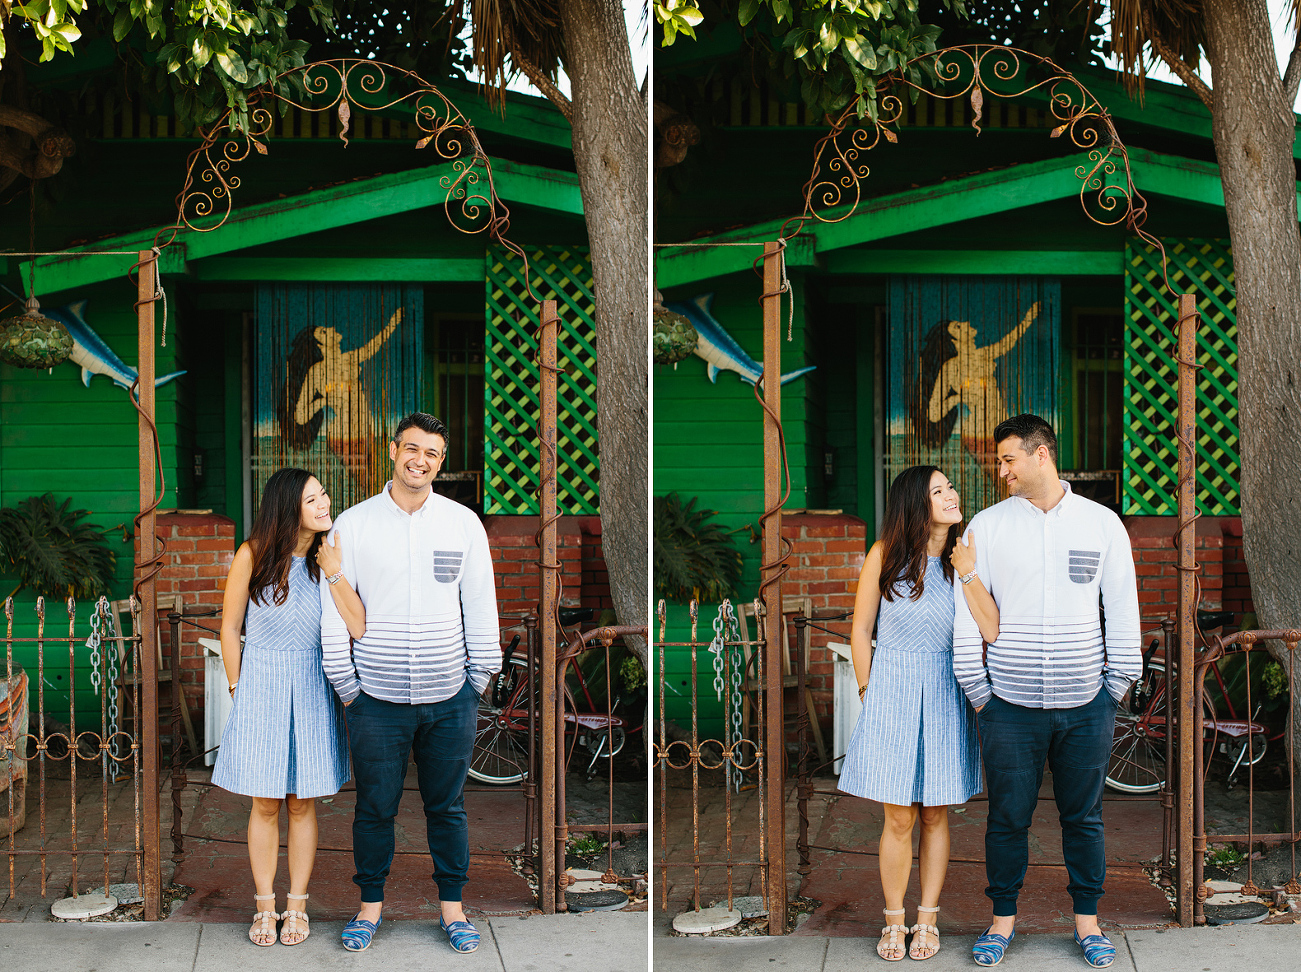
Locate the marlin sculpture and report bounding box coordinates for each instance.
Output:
[2,288,186,390]
[665,293,817,386]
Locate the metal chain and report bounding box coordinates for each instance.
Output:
[708,601,734,702]
[87,606,103,693]
[104,602,123,776]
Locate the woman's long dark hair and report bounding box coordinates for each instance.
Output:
[878,465,959,602]
[247,467,324,605]
[279,326,324,452]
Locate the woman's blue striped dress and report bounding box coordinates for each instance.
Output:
[212,556,350,799]
[838,556,982,807]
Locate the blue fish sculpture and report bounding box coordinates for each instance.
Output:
[41,301,186,391]
[665,293,817,386]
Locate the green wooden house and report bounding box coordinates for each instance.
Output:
[0,43,604,730]
[654,44,1253,737]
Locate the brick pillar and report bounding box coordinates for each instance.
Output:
[484,516,583,617]
[780,513,868,739]
[1126,516,1236,621]
[134,512,237,731]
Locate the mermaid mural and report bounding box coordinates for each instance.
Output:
[255,285,424,514]
[890,277,1058,515]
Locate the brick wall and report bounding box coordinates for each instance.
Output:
[1125,516,1255,622]
[136,512,237,740]
[485,515,584,618]
[781,513,867,734]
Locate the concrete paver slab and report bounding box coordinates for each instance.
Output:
[1126,924,1301,972]
[192,920,507,971]
[489,912,649,972]
[654,934,828,969]
[0,921,202,971]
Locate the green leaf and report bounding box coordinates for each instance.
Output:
[215,49,248,82]
[842,33,877,69]
[819,20,840,52]
[738,0,760,26]
[113,7,133,41]
[52,21,81,42]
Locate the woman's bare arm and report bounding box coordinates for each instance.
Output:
[316,532,366,640]
[219,544,254,692]
[951,532,999,644]
[356,309,402,364]
[849,542,885,695]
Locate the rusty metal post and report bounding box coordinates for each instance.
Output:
[795,614,811,877]
[537,299,559,914]
[522,613,539,875]
[136,250,162,921]
[1175,292,1197,928]
[1160,617,1175,885]
[168,611,184,865]
[760,241,788,934]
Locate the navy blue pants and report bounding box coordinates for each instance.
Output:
[977,687,1117,916]
[345,679,478,903]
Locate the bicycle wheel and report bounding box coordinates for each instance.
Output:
[468,670,531,785]
[1106,661,1214,793]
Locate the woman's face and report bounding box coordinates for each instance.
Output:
[313,326,343,352]
[300,476,332,534]
[928,471,962,526]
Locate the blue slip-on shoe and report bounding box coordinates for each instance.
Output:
[972,926,1015,967]
[342,912,382,951]
[1074,930,1116,969]
[440,917,481,953]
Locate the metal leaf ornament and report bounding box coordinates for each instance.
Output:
[0,296,74,369]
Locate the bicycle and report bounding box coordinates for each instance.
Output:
[468,612,636,785]
[1106,611,1269,794]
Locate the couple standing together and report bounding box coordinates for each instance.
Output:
[840,414,1142,968]
[211,412,498,954]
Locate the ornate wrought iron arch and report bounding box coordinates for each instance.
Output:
[782,44,1170,281]
[155,58,535,288]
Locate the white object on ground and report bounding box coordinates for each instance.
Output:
[673,906,742,934]
[51,893,117,919]
[200,638,235,767]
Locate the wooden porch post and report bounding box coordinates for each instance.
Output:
[136,250,162,921]
[1175,292,1197,927]
[538,299,559,914]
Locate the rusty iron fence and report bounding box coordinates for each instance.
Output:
[3,596,152,910]
[655,599,779,931]
[1192,629,1301,922]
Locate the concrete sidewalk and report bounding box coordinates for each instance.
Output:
[0,913,649,972]
[655,925,1300,971]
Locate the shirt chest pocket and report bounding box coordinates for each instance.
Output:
[1067,549,1100,585]
[434,550,464,583]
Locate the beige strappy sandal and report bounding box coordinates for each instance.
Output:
[909,905,941,961]
[878,908,908,962]
[280,893,310,946]
[249,894,279,946]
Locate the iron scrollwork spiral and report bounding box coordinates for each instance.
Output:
[785,44,1157,249]
[157,59,513,252]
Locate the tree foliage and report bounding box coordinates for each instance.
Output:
[654,492,744,603]
[1,0,337,131]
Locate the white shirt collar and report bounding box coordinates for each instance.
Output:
[1012,479,1074,517]
[381,480,435,517]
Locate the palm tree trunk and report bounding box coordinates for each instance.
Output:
[556,0,649,661]
[1202,0,1301,742]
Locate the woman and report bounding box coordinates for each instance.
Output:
[838,466,999,962]
[212,468,366,946]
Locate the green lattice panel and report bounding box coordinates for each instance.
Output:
[1123,239,1239,516]
[484,245,600,515]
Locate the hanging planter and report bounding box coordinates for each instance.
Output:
[652,302,698,365]
[0,296,73,369]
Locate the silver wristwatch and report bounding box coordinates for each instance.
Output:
[327,570,344,586]
[959,569,977,586]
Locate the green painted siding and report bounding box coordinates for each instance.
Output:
[1,278,184,725]
[654,272,814,735]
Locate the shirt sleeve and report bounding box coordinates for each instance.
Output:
[460,515,501,695]
[1100,515,1143,702]
[320,517,362,704]
[952,519,992,708]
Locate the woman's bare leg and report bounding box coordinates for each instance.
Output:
[248,797,283,945]
[878,802,919,960]
[916,804,950,909]
[281,794,317,945]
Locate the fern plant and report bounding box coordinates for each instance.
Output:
[654,493,744,603]
[0,494,118,601]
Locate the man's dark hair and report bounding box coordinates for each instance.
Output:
[393,412,449,447]
[993,413,1057,464]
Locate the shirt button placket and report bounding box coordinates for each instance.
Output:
[411,512,420,700]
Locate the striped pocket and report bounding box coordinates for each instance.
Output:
[1067,549,1100,584]
[434,550,464,583]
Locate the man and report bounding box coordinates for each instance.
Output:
[952,413,1141,969]
[320,412,499,953]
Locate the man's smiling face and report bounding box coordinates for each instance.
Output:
[390,427,446,493]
